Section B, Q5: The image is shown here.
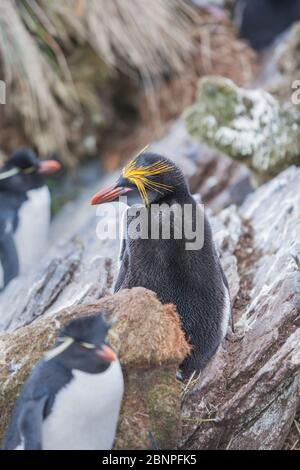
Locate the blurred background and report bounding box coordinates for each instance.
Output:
[1,4,300,291]
[0,0,299,208]
[1,0,300,209]
[1,0,300,450]
[0,0,257,208]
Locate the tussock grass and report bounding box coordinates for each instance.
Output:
[0,0,195,161]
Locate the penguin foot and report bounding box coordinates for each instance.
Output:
[226,330,244,342]
[176,368,201,384]
[176,370,184,382]
[148,431,159,450]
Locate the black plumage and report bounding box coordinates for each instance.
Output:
[237,0,300,51]
[0,149,60,289]
[91,152,231,379]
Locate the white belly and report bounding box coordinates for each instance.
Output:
[42,360,124,450]
[14,186,51,273]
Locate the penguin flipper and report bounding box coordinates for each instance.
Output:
[148,431,159,450]
[114,206,129,292]
[114,247,129,292]
[119,238,126,263]
[118,205,130,264]
[17,396,47,450]
[0,230,19,287]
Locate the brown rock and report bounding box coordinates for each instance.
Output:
[181,167,300,450]
[0,288,190,449]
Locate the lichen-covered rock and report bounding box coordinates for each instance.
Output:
[1,166,298,450]
[184,76,300,179]
[0,288,189,450]
[3,115,300,450]
[181,166,300,450]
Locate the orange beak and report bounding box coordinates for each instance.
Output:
[91,184,132,205]
[38,160,61,175]
[96,344,117,363]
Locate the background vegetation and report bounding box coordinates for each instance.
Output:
[0,0,197,164]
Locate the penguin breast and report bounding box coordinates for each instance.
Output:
[42,360,124,450]
[14,186,51,273]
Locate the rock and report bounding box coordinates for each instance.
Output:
[0,120,244,330]
[1,121,299,450]
[211,205,241,304]
[0,195,239,333]
[184,76,300,179]
[0,287,190,449]
[0,157,241,450]
[181,166,300,450]
[0,167,298,450]
[0,232,117,332]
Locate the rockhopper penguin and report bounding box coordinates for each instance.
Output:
[0,149,61,289]
[91,151,231,380]
[2,314,124,450]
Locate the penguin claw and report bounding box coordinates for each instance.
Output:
[226,330,244,343]
[148,431,159,450]
[176,370,184,382]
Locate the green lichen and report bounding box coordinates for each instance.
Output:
[147,368,181,448]
[114,366,182,450]
[183,76,300,178]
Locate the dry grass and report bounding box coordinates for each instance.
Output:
[61,0,194,76]
[0,0,74,158]
[192,12,257,86]
[284,415,300,450]
[0,0,196,161]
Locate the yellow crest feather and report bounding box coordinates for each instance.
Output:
[122,149,174,206]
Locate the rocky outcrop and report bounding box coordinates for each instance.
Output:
[0,116,248,330]
[0,141,299,448]
[184,76,300,180]
[181,166,300,450]
[0,288,190,449]
[0,187,240,333]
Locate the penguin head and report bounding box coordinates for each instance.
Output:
[0,148,61,193]
[44,314,118,374]
[91,151,189,208]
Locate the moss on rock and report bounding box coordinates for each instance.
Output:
[0,288,189,449]
[184,76,300,179]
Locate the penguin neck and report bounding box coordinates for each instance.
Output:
[0,188,28,211]
[156,188,194,207]
[0,173,46,209]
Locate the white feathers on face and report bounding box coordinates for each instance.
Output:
[0,165,36,181]
[0,168,20,181]
[44,337,74,361]
[43,336,105,361]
